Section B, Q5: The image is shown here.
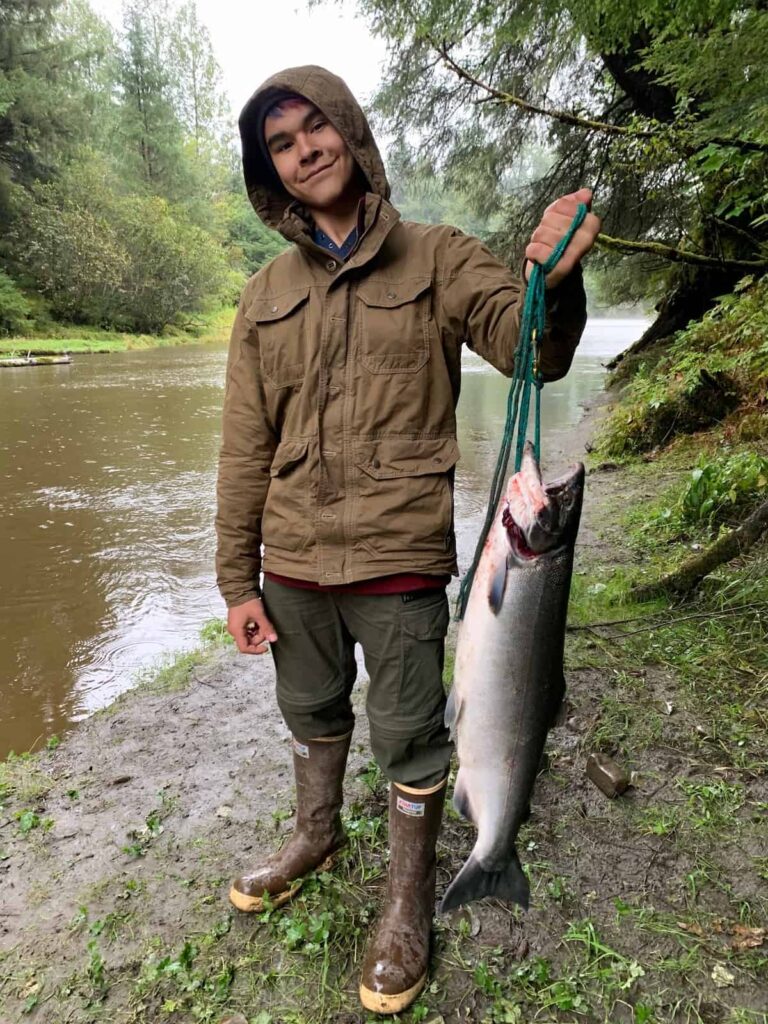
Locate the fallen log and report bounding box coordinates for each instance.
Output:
[632,497,768,600]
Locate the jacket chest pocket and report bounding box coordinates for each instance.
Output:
[357,277,431,373]
[245,288,311,388]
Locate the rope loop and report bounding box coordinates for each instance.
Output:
[455,202,588,621]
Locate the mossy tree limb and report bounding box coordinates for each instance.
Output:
[633,498,768,600]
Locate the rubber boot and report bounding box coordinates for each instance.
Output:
[229,731,351,912]
[359,777,447,1014]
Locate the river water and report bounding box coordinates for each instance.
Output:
[0,319,645,758]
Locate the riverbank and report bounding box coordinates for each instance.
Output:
[0,307,233,357]
[1,397,765,1024]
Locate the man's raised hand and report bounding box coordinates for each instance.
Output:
[525,187,601,289]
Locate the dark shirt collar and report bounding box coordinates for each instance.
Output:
[312,224,359,261]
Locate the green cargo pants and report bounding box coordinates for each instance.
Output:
[262,578,453,788]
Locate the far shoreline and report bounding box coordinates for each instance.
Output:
[0,307,234,357]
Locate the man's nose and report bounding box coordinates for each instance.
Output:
[296,133,320,162]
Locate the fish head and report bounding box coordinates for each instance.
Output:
[502,442,584,560]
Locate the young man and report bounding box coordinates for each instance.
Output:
[216,65,600,1014]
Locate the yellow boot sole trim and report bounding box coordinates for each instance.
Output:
[359,971,427,1015]
[228,853,337,913]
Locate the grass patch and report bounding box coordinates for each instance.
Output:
[0,751,52,804]
[118,617,233,702]
[0,306,234,356]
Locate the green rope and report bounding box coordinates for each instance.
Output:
[455,202,588,621]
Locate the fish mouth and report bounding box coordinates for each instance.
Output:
[503,442,584,558]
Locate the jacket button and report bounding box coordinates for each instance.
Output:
[326,260,337,271]
[386,291,396,300]
[382,212,390,221]
[372,457,381,469]
[433,456,442,464]
[271,305,278,313]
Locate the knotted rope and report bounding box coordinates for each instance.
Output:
[455,203,588,621]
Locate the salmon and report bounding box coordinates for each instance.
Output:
[441,442,584,912]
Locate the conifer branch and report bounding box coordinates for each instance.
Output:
[596,233,768,270]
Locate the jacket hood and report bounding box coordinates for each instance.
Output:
[239,65,390,231]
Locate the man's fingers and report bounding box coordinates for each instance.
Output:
[527,223,600,266]
[546,186,592,212]
[531,224,565,248]
[235,627,273,655]
[539,209,601,234]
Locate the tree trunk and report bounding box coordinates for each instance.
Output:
[607,260,742,370]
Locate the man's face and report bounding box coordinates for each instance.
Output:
[264,98,359,210]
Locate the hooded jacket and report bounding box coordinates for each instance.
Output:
[215,66,587,607]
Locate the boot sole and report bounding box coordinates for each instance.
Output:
[359,971,427,1015]
[228,852,338,913]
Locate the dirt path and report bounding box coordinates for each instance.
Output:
[1,395,765,1024]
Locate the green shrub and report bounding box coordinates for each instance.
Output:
[0,270,33,336]
[642,450,768,540]
[10,154,230,333]
[680,450,768,528]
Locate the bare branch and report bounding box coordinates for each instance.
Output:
[434,40,638,138]
[596,233,768,270]
[434,41,768,156]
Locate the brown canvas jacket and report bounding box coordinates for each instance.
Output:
[216,66,587,608]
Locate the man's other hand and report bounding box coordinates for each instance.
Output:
[525,187,601,289]
[228,598,278,655]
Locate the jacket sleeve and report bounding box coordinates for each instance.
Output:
[215,291,278,608]
[440,229,588,382]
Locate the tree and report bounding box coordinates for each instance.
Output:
[0,0,80,221]
[350,0,768,355]
[167,1,230,161]
[117,1,186,192]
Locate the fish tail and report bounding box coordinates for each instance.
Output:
[439,850,530,913]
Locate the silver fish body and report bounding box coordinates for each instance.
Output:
[441,443,584,913]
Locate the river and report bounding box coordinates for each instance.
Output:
[0,319,645,758]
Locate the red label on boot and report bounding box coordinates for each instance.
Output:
[396,795,425,817]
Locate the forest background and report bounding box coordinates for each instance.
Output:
[3,0,768,377]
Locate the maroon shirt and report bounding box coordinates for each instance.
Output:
[264,571,450,595]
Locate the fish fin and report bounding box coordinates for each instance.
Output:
[452,770,474,823]
[444,686,455,733]
[440,850,530,914]
[444,686,464,742]
[488,558,508,614]
[551,672,568,726]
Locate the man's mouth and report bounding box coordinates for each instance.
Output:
[301,161,335,183]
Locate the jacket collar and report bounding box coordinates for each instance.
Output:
[279,193,401,275]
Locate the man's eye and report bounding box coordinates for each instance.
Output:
[312,120,326,132]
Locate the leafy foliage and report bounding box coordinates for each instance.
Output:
[12,154,231,332]
[347,0,768,321]
[1,0,276,335]
[644,450,768,539]
[0,269,32,335]
[599,276,768,455]
[680,451,768,529]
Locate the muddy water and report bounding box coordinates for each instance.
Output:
[0,319,645,757]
